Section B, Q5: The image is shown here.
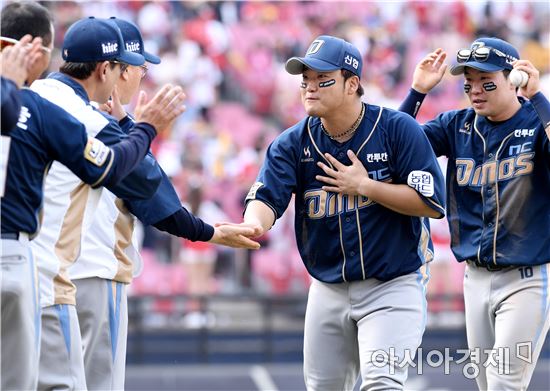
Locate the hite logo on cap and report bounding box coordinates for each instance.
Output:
[102,42,118,54]
[126,41,140,53]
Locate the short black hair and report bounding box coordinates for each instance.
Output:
[342,69,364,97]
[59,61,122,80]
[1,2,53,46]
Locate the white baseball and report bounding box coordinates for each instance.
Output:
[509,69,529,88]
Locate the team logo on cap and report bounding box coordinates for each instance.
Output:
[102,42,118,54]
[471,41,485,51]
[306,39,324,55]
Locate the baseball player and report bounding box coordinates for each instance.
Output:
[399,37,550,390]
[22,15,187,390]
[32,16,260,390]
[0,3,170,389]
[237,35,446,390]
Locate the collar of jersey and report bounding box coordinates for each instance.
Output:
[46,72,91,103]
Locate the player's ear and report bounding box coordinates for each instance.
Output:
[347,75,360,96]
[120,66,130,81]
[96,61,110,81]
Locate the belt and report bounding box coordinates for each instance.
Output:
[466,259,515,272]
[1,232,19,240]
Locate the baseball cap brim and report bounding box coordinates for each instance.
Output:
[144,51,161,65]
[285,57,340,75]
[115,50,145,66]
[450,61,504,75]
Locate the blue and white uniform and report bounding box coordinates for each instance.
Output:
[70,116,214,391]
[246,103,446,389]
[28,73,162,391]
[0,85,156,391]
[30,71,214,390]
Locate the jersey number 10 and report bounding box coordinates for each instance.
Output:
[519,266,533,279]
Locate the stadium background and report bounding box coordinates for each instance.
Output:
[40,1,549,389]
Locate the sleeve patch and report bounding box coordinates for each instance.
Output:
[84,137,110,166]
[245,182,264,201]
[407,170,434,197]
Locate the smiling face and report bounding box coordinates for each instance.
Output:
[300,69,355,117]
[463,68,520,121]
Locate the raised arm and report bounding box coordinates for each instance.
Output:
[514,60,550,138]
[399,48,447,118]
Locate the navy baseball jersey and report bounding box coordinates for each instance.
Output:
[1,77,21,133]
[246,104,446,282]
[1,88,117,235]
[420,97,550,267]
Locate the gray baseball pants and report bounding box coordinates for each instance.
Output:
[74,277,127,391]
[1,234,40,391]
[464,263,550,391]
[303,269,429,390]
[38,304,87,390]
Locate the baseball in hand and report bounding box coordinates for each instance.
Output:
[509,69,528,88]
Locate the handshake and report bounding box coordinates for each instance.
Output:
[209,221,264,250]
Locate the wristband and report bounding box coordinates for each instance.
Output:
[530,91,550,128]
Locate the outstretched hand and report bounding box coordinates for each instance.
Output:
[316,150,371,196]
[209,223,263,250]
[412,48,447,94]
[134,84,186,135]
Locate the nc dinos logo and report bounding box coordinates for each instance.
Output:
[307,40,324,55]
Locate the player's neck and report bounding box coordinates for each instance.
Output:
[486,98,522,122]
[321,101,364,142]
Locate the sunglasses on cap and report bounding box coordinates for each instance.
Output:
[0,36,52,54]
[456,46,517,66]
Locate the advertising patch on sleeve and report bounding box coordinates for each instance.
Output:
[84,137,110,166]
[407,170,434,197]
[246,182,264,201]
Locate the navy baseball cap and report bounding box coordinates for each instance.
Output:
[450,37,519,75]
[285,35,362,78]
[62,17,144,66]
[109,17,160,65]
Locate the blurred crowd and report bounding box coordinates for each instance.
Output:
[42,1,549,306]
